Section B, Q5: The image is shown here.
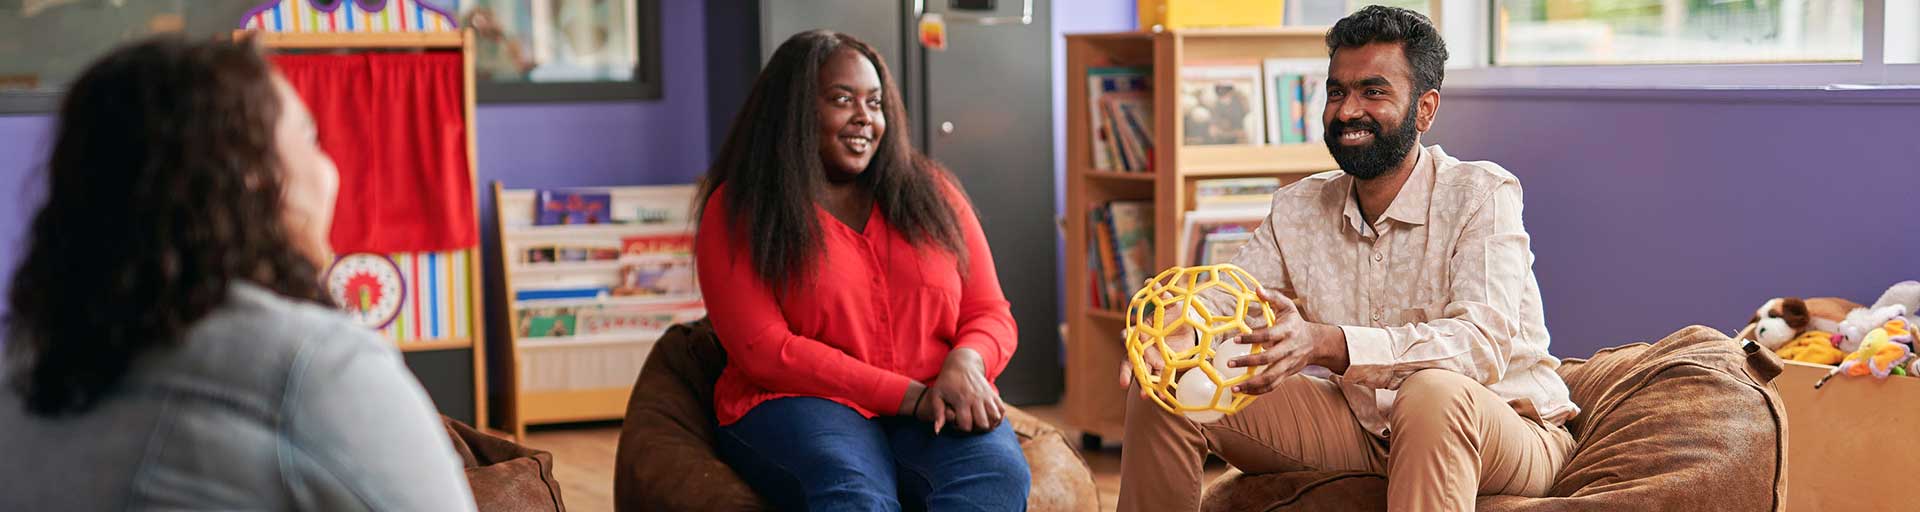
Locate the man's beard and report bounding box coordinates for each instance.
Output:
[1324,104,1420,180]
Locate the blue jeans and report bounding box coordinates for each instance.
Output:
[716,397,1031,511]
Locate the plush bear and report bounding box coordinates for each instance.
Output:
[1737,297,1860,351]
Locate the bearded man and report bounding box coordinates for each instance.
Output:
[1116,6,1578,511]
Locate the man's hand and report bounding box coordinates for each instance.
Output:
[1118,296,1200,393]
[925,348,1005,434]
[1226,288,1346,395]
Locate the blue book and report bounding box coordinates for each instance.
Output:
[516,287,610,301]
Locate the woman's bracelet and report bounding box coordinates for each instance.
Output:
[911,387,928,415]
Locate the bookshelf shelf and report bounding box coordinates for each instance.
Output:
[1177,144,1338,177]
[490,182,702,440]
[1087,308,1129,322]
[509,261,626,276]
[513,294,700,310]
[504,223,689,239]
[1169,26,1333,38]
[1064,27,1331,443]
[518,330,665,349]
[1086,171,1160,182]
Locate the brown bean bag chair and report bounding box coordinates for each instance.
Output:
[1201,325,1789,512]
[442,415,567,512]
[614,320,1099,511]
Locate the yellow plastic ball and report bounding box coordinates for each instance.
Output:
[1124,264,1276,422]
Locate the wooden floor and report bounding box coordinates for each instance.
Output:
[521,405,1223,512]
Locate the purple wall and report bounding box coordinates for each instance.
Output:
[1051,0,1137,209]
[0,115,51,295]
[1426,87,1920,358]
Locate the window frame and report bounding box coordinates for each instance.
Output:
[1447,0,1920,89]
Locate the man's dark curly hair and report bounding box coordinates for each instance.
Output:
[1326,5,1449,97]
[7,36,330,416]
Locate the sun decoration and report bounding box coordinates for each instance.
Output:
[325,253,406,329]
[1125,264,1277,422]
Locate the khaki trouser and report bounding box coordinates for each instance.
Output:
[1118,369,1575,511]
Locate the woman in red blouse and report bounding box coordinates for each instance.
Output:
[695,30,1028,510]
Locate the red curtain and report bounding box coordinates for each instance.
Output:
[274,52,476,254]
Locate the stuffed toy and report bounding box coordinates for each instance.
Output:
[1839,305,1913,353]
[1816,319,1919,388]
[1775,330,1847,365]
[1737,297,1860,351]
[1837,281,1920,352]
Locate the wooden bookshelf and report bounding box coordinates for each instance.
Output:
[489,182,703,440]
[1064,28,1337,444]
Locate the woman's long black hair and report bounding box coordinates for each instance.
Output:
[697,30,968,291]
[6,36,330,416]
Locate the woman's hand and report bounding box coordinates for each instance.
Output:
[924,348,1005,434]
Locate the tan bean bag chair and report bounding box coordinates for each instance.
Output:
[614,320,1099,511]
[1201,325,1789,511]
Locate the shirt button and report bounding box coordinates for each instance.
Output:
[1371,312,1381,322]
[1372,253,1383,262]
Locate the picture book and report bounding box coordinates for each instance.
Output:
[535,190,614,225]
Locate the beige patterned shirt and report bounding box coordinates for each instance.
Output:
[1223,145,1576,438]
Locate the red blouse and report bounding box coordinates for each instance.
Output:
[695,184,1018,426]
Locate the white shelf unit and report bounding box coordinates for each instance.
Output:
[490,182,704,440]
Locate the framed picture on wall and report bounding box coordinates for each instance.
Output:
[451,0,662,103]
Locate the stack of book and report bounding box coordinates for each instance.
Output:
[1086,200,1154,311]
[1087,66,1156,173]
[1261,59,1329,146]
[1179,177,1281,266]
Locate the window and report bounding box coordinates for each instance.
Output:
[1451,0,1920,87]
[1492,0,1864,65]
[1889,0,1919,63]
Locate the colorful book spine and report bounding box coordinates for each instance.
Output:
[1092,205,1126,309]
[1087,67,1150,171]
[1116,98,1156,173]
[1086,212,1108,310]
[1106,200,1156,297]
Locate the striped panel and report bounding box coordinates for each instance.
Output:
[428,252,441,337]
[373,249,475,345]
[412,253,428,341]
[240,0,457,33]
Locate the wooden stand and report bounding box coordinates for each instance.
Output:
[243,28,489,428]
[489,183,703,440]
[1063,28,1336,444]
